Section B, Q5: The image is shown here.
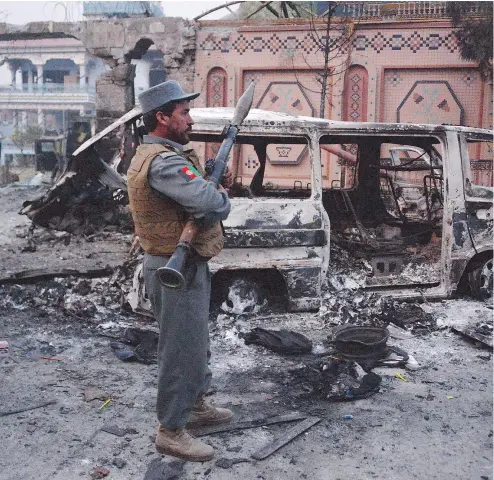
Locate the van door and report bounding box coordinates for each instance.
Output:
[457,133,493,297]
[320,133,446,290]
[459,133,493,253]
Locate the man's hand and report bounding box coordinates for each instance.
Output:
[217,184,228,195]
[221,167,234,189]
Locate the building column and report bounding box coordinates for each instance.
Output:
[36,64,44,86]
[27,69,34,92]
[21,111,27,126]
[96,63,135,162]
[38,108,44,131]
[15,68,22,90]
[8,63,16,86]
[79,64,86,87]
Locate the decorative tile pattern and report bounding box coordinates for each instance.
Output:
[371,32,387,53]
[471,160,493,171]
[382,68,481,128]
[471,161,493,187]
[385,71,404,87]
[236,70,329,185]
[232,34,248,55]
[256,81,314,165]
[206,67,227,159]
[253,36,263,52]
[391,34,405,50]
[408,31,424,53]
[462,73,478,87]
[341,66,368,187]
[343,65,368,122]
[207,68,227,107]
[426,33,441,50]
[199,30,459,55]
[398,81,464,124]
[469,141,493,187]
[354,35,369,51]
[244,156,259,170]
[256,81,316,117]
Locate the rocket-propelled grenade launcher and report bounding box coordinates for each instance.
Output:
[156,82,255,289]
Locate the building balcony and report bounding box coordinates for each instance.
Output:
[0,84,96,107]
[338,1,487,20]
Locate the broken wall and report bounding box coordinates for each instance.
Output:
[0,18,197,160]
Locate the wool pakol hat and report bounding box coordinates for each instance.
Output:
[138,80,200,114]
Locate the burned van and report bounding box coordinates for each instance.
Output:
[188,109,493,311]
[22,108,493,313]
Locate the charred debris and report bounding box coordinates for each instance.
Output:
[2,181,492,412]
[5,111,492,342]
[0,230,443,336]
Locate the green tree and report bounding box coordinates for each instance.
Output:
[447,2,493,79]
[10,124,43,156]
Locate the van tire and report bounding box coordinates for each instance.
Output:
[467,255,493,300]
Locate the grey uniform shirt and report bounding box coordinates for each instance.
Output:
[145,135,230,227]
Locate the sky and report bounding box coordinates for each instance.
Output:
[0,0,235,24]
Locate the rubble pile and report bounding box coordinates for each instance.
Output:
[14,224,72,253]
[0,256,140,324]
[2,221,439,339]
[14,225,132,253]
[473,321,493,338]
[288,358,381,401]
[20,174,132,236]
[319,242,391,327]
[319,244,438,334]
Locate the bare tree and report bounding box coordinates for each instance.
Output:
[292,2,356,118]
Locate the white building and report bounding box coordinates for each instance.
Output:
[0,1,167,181]
[0,36,108,177]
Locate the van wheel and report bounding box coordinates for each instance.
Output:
[468,256,493,300]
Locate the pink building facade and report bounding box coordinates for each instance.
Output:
[193,15,493,189]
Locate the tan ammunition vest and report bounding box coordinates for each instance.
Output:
[127,143,224,257]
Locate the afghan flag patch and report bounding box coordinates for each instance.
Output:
[177,165,201,182]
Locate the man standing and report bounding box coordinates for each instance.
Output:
[127,80,233,462]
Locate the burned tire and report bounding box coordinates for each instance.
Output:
[210,269,288,316]
[468,255,493,301]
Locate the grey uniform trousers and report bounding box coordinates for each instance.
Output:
[143,253,212,429]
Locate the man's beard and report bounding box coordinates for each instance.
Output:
[169,127,191,145]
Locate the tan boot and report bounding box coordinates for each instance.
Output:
[187,397,233,429]
[155,425,214,462]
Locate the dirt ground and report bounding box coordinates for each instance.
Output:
[0,184,492,480]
